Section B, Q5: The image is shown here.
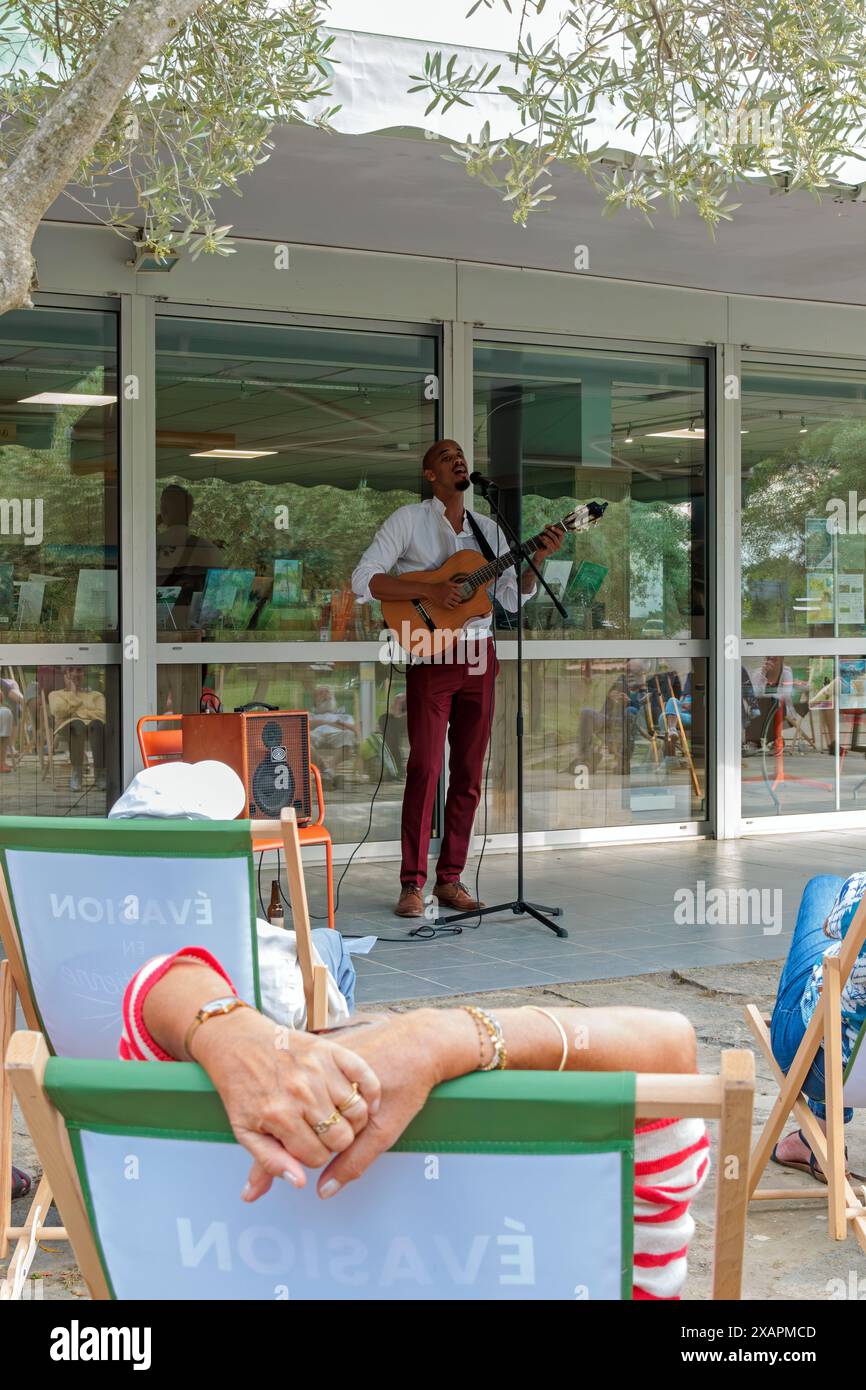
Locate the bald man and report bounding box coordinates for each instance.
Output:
[352,439,562,917]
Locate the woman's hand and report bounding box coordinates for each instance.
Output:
[191,1007,381,1200]
[313,1008,476,1198]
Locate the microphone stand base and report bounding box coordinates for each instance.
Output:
[425,900,567,938]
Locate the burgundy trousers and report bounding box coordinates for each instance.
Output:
[401,650,499,887]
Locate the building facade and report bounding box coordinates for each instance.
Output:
[1,212,864,861]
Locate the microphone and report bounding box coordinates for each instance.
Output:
[468,470,498,495]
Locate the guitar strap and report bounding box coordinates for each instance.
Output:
[465,510,498,565]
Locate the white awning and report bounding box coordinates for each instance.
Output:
[318,26,866,191]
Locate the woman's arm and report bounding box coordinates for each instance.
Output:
[317,1004,696,1196]
[138,958,381,1195]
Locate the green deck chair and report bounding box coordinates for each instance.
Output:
[7,1033,754,1301]
[0,809,327,1297]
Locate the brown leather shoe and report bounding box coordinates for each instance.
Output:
[433,880,485,911]
[394,884,425,918]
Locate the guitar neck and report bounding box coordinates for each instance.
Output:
[462,501,606,593]
[465,537,540,592]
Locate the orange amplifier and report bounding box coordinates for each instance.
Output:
[182,711,312,822]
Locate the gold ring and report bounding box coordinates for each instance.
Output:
[337,1082,362,1114]
[313,1111,343,1136]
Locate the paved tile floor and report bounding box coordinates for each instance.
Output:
[316,828,866,1004]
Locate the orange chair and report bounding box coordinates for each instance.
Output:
[136,713,184,766]
[136,714,335,930]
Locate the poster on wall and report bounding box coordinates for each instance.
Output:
[805,572,834,624]
[16,578,45,628]
[537,559,572,603]
[199,568,254,628]
[808,657,835,710]
[272,558,303,607]
[567,561,609,603]
[838,574,865,626]
[838,530,866,574]
[840,660,866,711]
[805,515,833,570]
[73,569,118,630]
[156,586,182,630]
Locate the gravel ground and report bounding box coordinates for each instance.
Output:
[7,956,863,1301]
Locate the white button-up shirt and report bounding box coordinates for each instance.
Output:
[351,497,535,638]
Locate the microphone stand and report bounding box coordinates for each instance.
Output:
[431,478,569,938]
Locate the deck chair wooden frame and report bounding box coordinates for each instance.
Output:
[647,671,703,799]
[0,806,327,1299]
[5,1035,754,1302]
[745,890,866,1251]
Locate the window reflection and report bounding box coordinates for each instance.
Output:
[488,656,706,832]
[0,664,120,815]
[0,307,119,641]
[472,344,707,641]
[742,364,866,638]
[154,318,438,642]
[740,655,837,816]
[156,662,412,844]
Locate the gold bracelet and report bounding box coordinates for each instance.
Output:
[183,996,251,1060]
[462,1005,507,1071]
[523,1005,568,1071]
[462,1006,492,1069]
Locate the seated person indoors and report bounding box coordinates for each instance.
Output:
[0,673,23,772]
[109,759,356,1026]
[655,671,691,755]
[309,685,357,778]
[121,943,709,1300]
[743,654,797,756]
[577,659,649,772]
[772,872,866,1179]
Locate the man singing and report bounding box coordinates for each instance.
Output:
[352,440,562,917]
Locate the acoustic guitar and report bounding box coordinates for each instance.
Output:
[381,500,608,660]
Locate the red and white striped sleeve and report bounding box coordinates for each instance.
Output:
[632,1117,710,1301]
[119,947,236,1061]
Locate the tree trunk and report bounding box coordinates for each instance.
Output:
[0,0,207,317]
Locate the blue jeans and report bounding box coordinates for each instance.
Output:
[312,929,357,1012]
[770,874,848,1122]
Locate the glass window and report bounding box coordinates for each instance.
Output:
[0,663,120,816]
[839,656,866,810]
[154,318,438,642]
[742,363,866,638]
[473,343,707,640]
[486,655,706,831]
[740,654,836,817]
[156,661,414,844]
[0,307,119,641]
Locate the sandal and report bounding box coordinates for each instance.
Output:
[771,1129,848,1186]
[11,1166,31,1200]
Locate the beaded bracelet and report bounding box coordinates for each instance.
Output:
[462,1004,507,1071]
